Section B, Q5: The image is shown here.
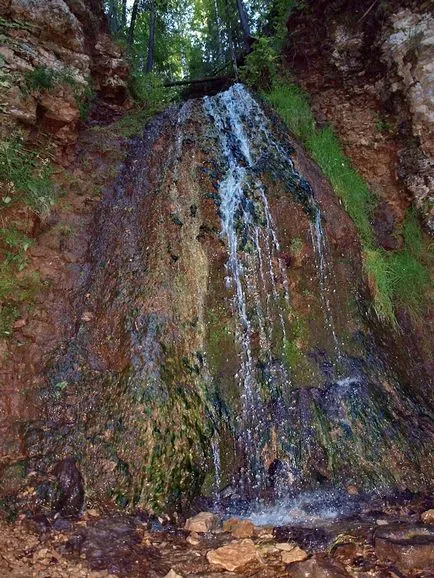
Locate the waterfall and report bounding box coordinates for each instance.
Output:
[204,84,344,496]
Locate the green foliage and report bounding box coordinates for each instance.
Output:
[240,37,277,90]
[23,66,94,121]
[363,249,395,323]
[0,265,41,338]
[264,78,430,326]
[307,127,375,246]
[0,227,32,271]
[0,135,57,215]
[363,209,430,324]
[130,72,178,111]
[24,66,56,91]
[269,0,304,50]
[265,81,315,142]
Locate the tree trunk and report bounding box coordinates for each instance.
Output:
[127,0,141,45]
[121,0,128,29]
[107,0,119,34]
[235,0,250,43]
[145,0,156,73]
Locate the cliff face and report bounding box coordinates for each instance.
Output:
[0,0,130,497]
[286,0,434,233]
[0,0,129,146]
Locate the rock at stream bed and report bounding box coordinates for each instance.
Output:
[184,512,219,533]
[421,509,434,524]
[222,517,255,538]
[280,544,308,565]
[375,524,434,572]
[206,539,261,572]
[286,556,350,577]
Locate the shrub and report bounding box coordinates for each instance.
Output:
[240,37,277,90]
[129,72,178,113]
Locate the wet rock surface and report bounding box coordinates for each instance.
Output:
[1,495,433,577]
[374,524,434,572]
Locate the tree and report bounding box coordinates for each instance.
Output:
[145,0,156,72]
[128,0,141,45]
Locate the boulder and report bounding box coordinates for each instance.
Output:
[184,512,219,533]
[375,524,434,572]
[206,539,261,572]
[286,556,350,578]
[222,517,255,538]
[421,509,434,524]
[281,544,308,565]
[10,0,85,52]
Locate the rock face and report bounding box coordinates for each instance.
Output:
[0,0,129,145]
[206,539,260,572]
[25,85,433,511]
[286,2,434,233]
[382,9,434,231]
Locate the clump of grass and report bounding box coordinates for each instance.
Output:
[265,81,315,142]
[0,135,58,214]
[0,227,33,271]
[264,79,430,326]
[363,249,395,323]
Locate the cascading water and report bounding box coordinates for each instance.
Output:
[204,85,349,499]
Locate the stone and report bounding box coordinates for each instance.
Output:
[276,542,300,552]
[164,570,183,578]
[10,0,85,52]
[186,532,200,546]
[421,509,434,524]
[206,539,261,572]
[52,457,85,516]
[281,545,308,565]
[184,512,219,533]
[222,517,255,538]
[375,524,434,572]
[286,556,350,578]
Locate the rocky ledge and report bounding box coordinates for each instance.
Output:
[0,0,129,146]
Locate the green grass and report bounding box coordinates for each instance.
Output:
[0,135,58,214]
[264,79,430,325]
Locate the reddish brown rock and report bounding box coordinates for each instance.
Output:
[421,509,434,524]
[206,539,261,572]
[222,517,255,538]
[184,512,219,534]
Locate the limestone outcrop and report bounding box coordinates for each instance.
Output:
[0,0,129,145]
